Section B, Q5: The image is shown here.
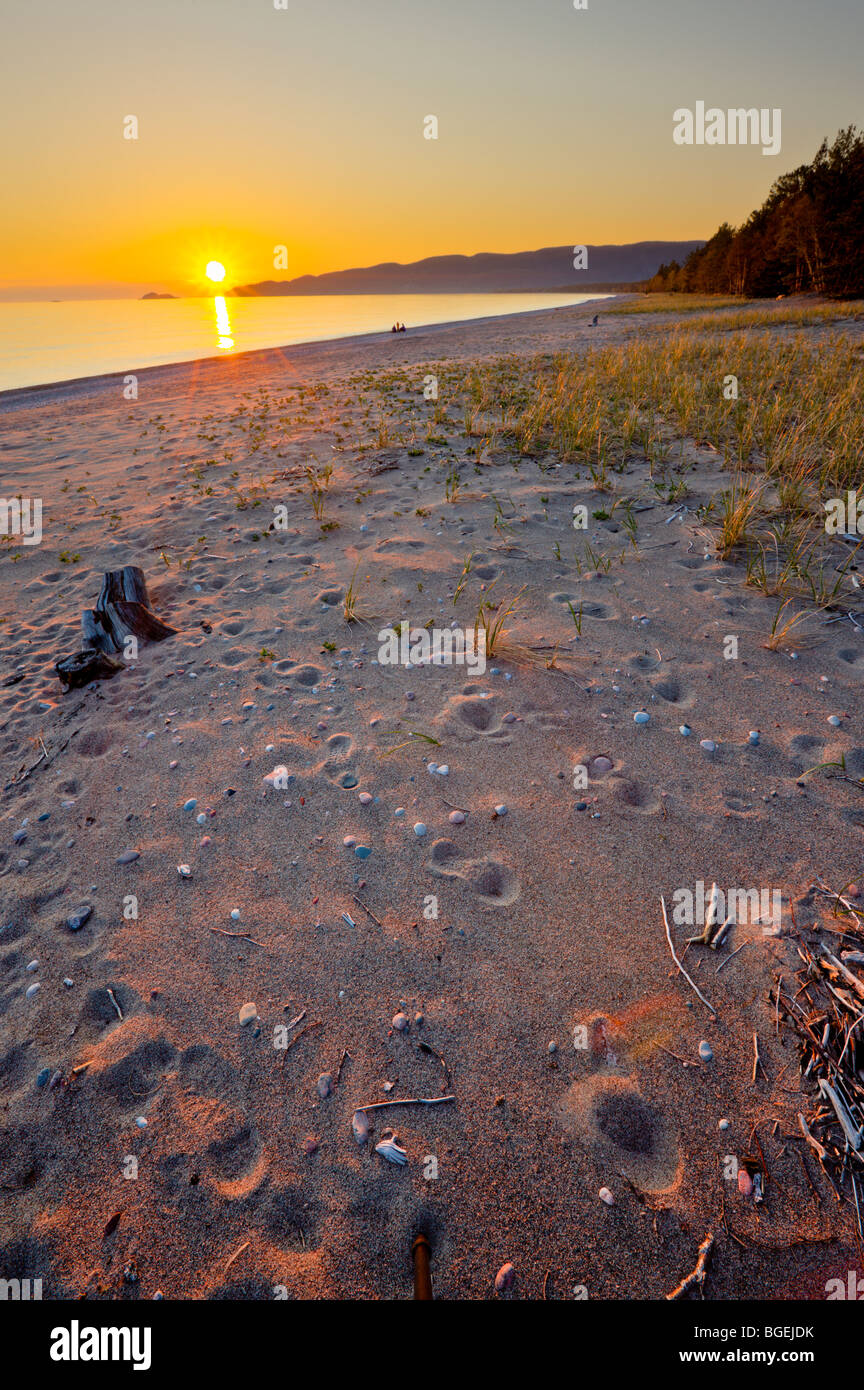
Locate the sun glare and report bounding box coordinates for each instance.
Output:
[205,260,226,283]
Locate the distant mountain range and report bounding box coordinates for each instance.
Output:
[232,242,705,296]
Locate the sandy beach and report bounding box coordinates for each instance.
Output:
[2,296,863,1301]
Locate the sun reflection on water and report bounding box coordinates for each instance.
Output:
[214,295,234,351]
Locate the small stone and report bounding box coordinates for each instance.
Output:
[448,810,466,824]
[351,1110,369,1144]
[698,1040,714,1062]
[196,813,207,826]
[135,1116,148,1129]
[494,804,508,816]
[719,1118,730,1131]
[748,730,760,746]
[547,1040,557,1054]
[413,822,427,837]
[679,724,692,737]
[26,959,39,972]
[598,1187,615,1205]
[230,908,241,921]
[392,1011,409,1032]
[63,978,74,988]
[36,1067,51,1087]
[738,1168,753,1197]
[358,792,373,805]
[437,764,449,776]
[177,864,192,878]
[303,1135,319,1156]
[494,1262,515,1292]
[354,845,372,860]
[239,1002,258,1026]
[699,739,716,753]
[633,711,650,724]
[828,714,842,727]
[316,1072,332,1099]
[182,798,198,812]
[25,982,40,1000]
[116,850,140,865]
[343,835,357,848]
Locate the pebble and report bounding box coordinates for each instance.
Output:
[177,864,192,878]
[263,765,289,787]
[230,908,241,921]
[316,1072,332,1099]
[343,835,357,848]
[719,1119,730,1131]
[698,1040,714,1062]
[135,1117,148,1129]
[26,959,38,972]
[394,806,406,818]
[494,804,508,816]
[239,1002,258,1026]
[36,1067,51,1087]
[303,1135,320,1156]
[598,1187,615,1205]
[494,1262,515,1292]
[738,1168,753,1197]
[392,1011,410,1032]
[196,813,207,826]
[25,982,40,1000]
[66,904,93,932]
[182,798,198,812]
[633,711,650,724]
[351,1110,370,1144]
[828,715,842,727]
[116,850,140,865]
[679,724,692,737]
[748,730,760,746]
[354,845,372,859]
[63,978,74,988]
[699,740,716,753]
[436,764,449,776]
[358,792,373,806]
[448,810,466,825]
[413,822,427,837]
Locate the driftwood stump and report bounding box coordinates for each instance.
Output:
[55,565,176,689]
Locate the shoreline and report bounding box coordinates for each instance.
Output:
[0,294,626,407]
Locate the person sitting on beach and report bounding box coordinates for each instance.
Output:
[399,322,407,333]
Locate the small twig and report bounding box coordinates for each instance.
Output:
[353,1095,455,1114]
[224,1240,250,1272]
[665,1233,714,1300]
[351,894,384,929]
[106,987,123,1021]
[752,1032,764,1083]
[661,896,717,1016]
[336,1049,351,1084]
[281,1020,323,1063]
[209,927,264,946]
[716,942,748,974]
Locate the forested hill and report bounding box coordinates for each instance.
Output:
[647,127,864,299]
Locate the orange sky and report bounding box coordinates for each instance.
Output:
[2,0,862,298]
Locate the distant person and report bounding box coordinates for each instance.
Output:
[399,322,407,333]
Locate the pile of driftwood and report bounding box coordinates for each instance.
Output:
[772,878,864,1228]
[55,565,176,689]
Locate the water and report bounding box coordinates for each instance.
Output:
[0,292,610,393]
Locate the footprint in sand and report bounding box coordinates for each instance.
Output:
[433,692,510,744]
[426,838,520,906]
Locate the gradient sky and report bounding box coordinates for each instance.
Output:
[1,0,862,298]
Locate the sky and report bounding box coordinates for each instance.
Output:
[1,0,862,299]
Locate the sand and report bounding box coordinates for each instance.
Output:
[1,298,861,1300]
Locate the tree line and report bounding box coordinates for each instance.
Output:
[647,126,864,298]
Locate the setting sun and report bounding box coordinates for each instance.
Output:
[205,260,226,283]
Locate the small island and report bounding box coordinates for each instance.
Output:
[140,291,176,299]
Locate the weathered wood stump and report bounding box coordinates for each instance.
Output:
[55,565,177,689]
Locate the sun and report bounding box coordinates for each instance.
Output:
[205,260,226,284]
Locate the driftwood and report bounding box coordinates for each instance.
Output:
[665,1233,715,1300]
[56,565,176,689]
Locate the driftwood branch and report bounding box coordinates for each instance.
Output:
[661,896,717,1016]
[56,565,176,689]
[665,1233,715,1300]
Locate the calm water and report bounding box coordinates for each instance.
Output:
[0,292,611,393]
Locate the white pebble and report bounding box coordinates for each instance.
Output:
[599,1187,614,1205]
[413,822,427,837]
